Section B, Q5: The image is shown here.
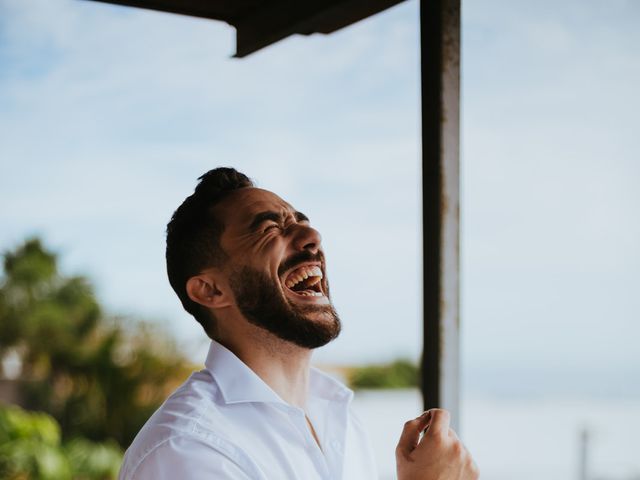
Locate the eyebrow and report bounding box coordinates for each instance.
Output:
[248,210,309,232]
[295,211,309,223]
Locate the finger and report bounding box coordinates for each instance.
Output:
[396,412,431,457]
[425,409,451,436]
[469,458,480,478]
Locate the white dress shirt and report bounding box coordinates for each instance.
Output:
[118,340,378,479]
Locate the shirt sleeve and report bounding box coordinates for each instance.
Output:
[123,435,256,480]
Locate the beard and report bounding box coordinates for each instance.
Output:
[228,265,341,349]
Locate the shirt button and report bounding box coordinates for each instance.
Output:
[331,439,342,451]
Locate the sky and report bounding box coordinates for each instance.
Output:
[1,0,639,396]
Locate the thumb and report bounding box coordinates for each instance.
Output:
[396,411,431,459]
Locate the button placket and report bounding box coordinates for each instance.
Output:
[330,439,343,452]
[293,409,331,479]
[322,399,349,478]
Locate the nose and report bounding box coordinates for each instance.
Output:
[290,223,322,254]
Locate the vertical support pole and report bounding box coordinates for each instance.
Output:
[578,428,590,480]
[420,0,461,429]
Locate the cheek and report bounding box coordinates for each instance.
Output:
[230,234,286,273]
[227,234,269,257]
[255,236,287,259]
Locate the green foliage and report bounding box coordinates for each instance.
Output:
[349,359,419,389]
[65,438,122,479]
[0,404,122,480]
[0,238,193,448]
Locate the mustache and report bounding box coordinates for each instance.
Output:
[278,251,325,277]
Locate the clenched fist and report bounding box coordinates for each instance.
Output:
[396,409,479,480]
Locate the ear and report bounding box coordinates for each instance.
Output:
[186,271,233,310]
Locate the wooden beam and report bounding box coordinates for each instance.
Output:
[84,0,407,58]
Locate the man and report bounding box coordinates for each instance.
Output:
[119,167,478,480]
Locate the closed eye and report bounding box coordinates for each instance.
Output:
[264,223,281,232]
[249,210,310,233]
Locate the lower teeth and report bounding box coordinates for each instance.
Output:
[299,291,322,297]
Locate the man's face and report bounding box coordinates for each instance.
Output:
[214,188,340,349]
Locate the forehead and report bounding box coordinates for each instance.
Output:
[215,187,293,228]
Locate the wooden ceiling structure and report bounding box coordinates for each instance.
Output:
[86,0,461,428]
[88,0,406,57]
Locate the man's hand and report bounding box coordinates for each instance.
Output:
[396,409,479,480]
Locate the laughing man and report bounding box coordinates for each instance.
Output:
[118,167,478,480]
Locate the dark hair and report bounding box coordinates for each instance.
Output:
[166,167,253,336]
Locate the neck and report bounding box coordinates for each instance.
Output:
[218,327,314,409]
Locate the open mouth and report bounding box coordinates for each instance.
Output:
[283,264,325,297]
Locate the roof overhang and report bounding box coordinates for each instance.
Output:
[85,0,407,57]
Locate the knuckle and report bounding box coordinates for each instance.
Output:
[465,453,479,478]
[452,440,464,457]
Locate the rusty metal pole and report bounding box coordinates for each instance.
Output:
[420,0,460,429]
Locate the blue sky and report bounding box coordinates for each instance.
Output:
[1,0,639,395]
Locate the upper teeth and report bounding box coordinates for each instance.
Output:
[285,265,323,288]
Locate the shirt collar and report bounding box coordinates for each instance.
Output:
[204,340,353,406]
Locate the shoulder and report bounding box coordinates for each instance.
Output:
[119,434,259,480]
[119,370,262,480]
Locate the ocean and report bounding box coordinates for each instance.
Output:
[352,389,640,480]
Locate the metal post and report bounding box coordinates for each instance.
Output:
[420,0,460,429]
[579,428,590,480]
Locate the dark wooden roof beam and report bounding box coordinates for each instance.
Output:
[85,0,406,57]
[233,0,406,57]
